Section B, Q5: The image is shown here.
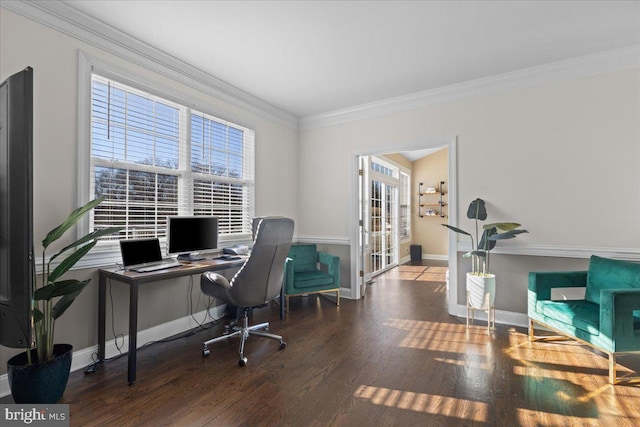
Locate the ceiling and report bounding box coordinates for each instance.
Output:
[63,0,640,119]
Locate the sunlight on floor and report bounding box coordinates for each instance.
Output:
[382,265,447,283]
[385,318,493,353]
[354,385,487,421]
[505,328,640,424]
[383,265,428,280]
[417,266,448,282]
[433,357,493,371]
[515,407,633,425]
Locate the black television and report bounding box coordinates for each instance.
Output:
[167,216,218,260]
[0,67,34,348]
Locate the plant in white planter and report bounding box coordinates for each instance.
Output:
[7,196,121,403]
[442,198,527,330]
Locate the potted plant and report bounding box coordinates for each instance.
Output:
[7,196,121,403]
[442,198,528,314]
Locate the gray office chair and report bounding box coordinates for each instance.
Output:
[200,217,294,366]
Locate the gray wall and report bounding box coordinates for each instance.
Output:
[456,253,590,312]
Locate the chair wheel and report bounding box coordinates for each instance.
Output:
[203,348,210,357]
[279,341,286,350]
[239,357,247,367]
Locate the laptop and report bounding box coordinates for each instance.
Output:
[119,238,181,272]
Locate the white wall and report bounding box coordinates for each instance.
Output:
[1,9,298,242]
[298,66,640,321]
[298,68,639,248]
[2,2,639,373]
[0,8,298,372]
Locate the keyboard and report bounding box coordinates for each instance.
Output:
[131,260,182,273]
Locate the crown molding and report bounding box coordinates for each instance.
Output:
[300,45,640,130]
[1,0,298,129]
[4,1,639,133]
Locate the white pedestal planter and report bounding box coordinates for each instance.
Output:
[466,273,496,334]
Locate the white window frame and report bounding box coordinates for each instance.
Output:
[77,52,255,266]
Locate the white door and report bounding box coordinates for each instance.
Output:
[367,157,399,276]
[370,179,398,275]
[358,156,369,297]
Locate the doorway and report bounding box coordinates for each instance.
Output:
[351,138,458,315]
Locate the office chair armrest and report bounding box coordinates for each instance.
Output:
[201,271,234,303]
[284,257,295,293]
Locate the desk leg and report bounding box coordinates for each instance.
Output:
[128,282,139,385]
[98,273,106,363]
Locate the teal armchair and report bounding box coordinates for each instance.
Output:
[284,244,340,312]
[528,255,640,384]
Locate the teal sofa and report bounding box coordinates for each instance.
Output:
[528,255,640,384]
[284,244,340,312]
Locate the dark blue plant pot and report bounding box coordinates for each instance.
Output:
[7,344,73,404]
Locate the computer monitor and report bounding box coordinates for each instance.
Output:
[167,216,219,260]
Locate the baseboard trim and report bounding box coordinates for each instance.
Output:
[448,303,529,329]
[423,253,448,261]
[339,286,354,299]
[0,305,227,399]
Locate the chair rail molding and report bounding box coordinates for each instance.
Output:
[295,236,350,246]
[457,242,640,262]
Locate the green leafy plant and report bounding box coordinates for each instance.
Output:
[29,196,121,364]
[442,198,528,275]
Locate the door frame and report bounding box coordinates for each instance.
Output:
[350,137,458,315]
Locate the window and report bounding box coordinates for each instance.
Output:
[90,75,254,241]
[371,160,395,177]
[190,111,254,234]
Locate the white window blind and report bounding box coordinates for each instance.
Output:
[90,75,254,241]
[191,111,254,236]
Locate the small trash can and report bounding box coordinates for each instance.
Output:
[410,245,422,261]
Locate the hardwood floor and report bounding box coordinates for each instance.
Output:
[5,261,640,426]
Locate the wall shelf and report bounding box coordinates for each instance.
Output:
[418,181,447,218]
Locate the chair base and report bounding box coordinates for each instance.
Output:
[529,318,640,385]
[203,310,285,366]
[285,288,340,313]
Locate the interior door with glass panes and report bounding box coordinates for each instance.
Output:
[369,158,399,276]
